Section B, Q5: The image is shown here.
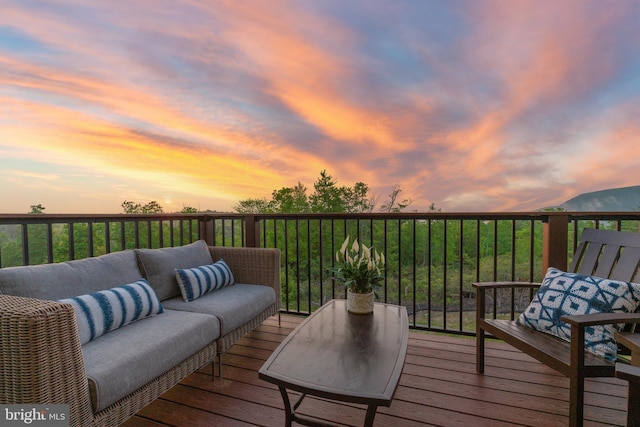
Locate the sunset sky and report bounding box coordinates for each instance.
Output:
[1,0,639,214]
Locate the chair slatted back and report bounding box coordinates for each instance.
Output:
[569,228,640,283]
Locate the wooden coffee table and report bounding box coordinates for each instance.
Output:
[259,299,408,427]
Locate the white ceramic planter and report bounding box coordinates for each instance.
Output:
[346,290,374,314]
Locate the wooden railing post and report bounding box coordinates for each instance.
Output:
[244,215,260,248]
[543,213,570,273]
[198,216,214,246]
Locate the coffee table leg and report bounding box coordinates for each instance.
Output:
[364,405,378,427]
[278,386,294,427]
[277,385,378,427]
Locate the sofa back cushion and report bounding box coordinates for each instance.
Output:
[0,250,143,301]
[135,240,213,301]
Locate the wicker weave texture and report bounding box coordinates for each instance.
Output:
[0,295,94,427]
[1,294,217,427]
[207,247,281,353]
[209,246,281,313]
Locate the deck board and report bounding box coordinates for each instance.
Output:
[125,314,628,426]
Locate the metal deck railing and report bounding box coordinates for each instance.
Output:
[1,212,638,334]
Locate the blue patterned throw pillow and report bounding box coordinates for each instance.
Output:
[59,279,164,345]
[517,267,640,360]
[176,259,235,302]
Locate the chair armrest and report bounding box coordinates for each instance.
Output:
[616,331,640,366]
[616,362,640,383]
[472,281,541,290]
[560,313,640,369]
[209,246,281,311]
[474,282,541,322]
[561,313,640,327]
[0,295,93,425]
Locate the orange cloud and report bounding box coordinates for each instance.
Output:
[211,1,419,154]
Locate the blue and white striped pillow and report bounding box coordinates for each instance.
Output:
[59,279,164,345]
[176,259,235,302]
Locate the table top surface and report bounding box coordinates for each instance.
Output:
[258,299,409,406]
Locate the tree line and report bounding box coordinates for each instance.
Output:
[5,172,639,330]
[233,170,415,214]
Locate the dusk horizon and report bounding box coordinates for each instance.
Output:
[2,0,639,214]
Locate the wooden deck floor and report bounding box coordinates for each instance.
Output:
[123,314,629,427]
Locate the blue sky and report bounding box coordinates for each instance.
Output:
[1,0,639,213]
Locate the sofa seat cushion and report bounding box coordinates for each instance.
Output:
[135,240,214,300]
[82,309,219,412]
[0,250,142,300]
[162,284,276,336]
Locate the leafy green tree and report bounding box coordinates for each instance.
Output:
[380,185,412,212]
[180,205,198,213]
[0,226,23,267]
[309,170,344,212]
[342,182,374,213]
[271,183,309,213]
[233,198,271,214]
[121,200,164,214]
[29,204,45,214]
[235,171,385,214]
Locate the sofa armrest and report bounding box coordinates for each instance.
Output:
[208,247,281,311]
[0,295,93,426]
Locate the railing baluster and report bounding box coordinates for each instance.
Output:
[319,219,324,306]
[119,221,125,251]
[383,219,388,304]
[412,219,417,327]
[88,222,94,258]
[68,223,75,261]
[307,218,311,313]
[105,221,111,254]
[427,218,432,329]
[21,224,29,266]
[295,219,300,313]
[442,219,447,329]
[458,219,464,331]
[47,223,53,263]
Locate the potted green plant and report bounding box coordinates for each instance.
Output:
[330,236,385,314]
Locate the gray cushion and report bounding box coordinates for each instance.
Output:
[82,309,219,412]
[135,240,213,301]
[0,250,142,300]
[162,284,276,336]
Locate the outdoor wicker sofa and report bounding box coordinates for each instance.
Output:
[0,241,281,427]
